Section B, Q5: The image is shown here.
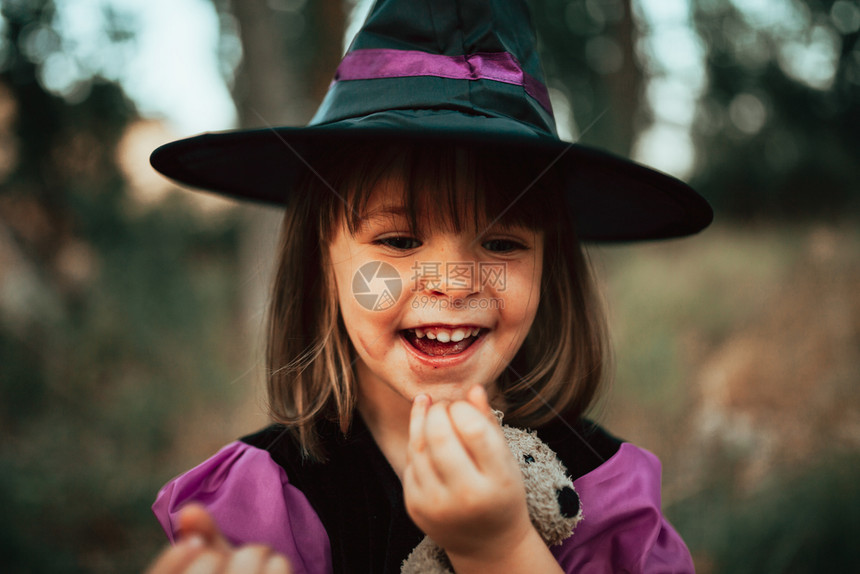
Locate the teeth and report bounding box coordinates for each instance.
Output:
[410,327,483,341]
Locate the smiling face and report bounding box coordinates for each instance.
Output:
[327,173,544,420]
[265,144,608,460]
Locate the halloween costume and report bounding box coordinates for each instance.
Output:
[153,416,694,573]
[151,0,706,570]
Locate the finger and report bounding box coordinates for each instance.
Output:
[145,537,206,574]
[184,549,227,574]
[176,503,233,553]
[223,545,272,574]
[263,554,292,574]
[448,399,509,474]
[407,430,444,491]
[402,460,428,513]
[423,402,481,485]
[406,394,430,465]
[466,385,493,417]
[402,458,421,494]
[403,452,447,524]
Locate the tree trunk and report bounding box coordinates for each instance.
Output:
[604,0,642,157]
[226,0,346,363]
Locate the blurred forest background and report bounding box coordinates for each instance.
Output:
[0,0,858,571]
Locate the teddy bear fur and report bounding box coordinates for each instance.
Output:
[401,411,582,573]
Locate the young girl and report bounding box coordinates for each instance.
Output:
[146,1,712,573]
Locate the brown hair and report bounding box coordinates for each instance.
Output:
[266,141,609,460]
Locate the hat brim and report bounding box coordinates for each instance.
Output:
[150,110,712,241]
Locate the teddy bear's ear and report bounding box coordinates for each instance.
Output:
[491,409,504,425]
[557,486,581,519]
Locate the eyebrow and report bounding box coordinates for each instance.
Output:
[353,207,411,233]
[356,207,409,226]
[359,207,408,220]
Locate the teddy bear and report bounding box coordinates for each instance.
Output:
[401,411,583,573]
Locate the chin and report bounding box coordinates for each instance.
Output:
[416,385,472,404]
[410,373,492,401]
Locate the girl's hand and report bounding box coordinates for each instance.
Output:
[403,386,535,564]
[145,503,293,574]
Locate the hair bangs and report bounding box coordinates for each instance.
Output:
[317,143,560,242]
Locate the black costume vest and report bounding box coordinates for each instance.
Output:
[241,415,621,574]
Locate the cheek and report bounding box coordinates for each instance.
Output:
[329,262,353,320]
[359,316,399,359]
[335,280,402,358]
[503,259,543,322]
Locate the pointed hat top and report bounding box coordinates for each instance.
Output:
[310,0,556,136]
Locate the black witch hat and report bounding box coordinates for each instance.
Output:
[151,0,712,241]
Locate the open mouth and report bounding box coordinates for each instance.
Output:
[401,326,486,357]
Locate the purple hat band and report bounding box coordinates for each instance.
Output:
[334,48,553,115]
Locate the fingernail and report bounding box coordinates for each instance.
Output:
[187,535,204,549]
[413,394,428,406]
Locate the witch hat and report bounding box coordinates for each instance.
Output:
[150,0,712,241]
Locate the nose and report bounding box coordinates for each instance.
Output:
[411,239,481,298]
[556,486,580,519]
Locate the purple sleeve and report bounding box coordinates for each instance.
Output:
[551,443,694,573]
[152,441,332,574]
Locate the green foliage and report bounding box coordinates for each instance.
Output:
[669,453,860,573]
[689,0,860,218]
[0,204,242,573]
[530,0,644,155]
[1,1,244,571]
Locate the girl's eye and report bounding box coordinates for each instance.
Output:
[374,236,421,250]
[482,239,526,253]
